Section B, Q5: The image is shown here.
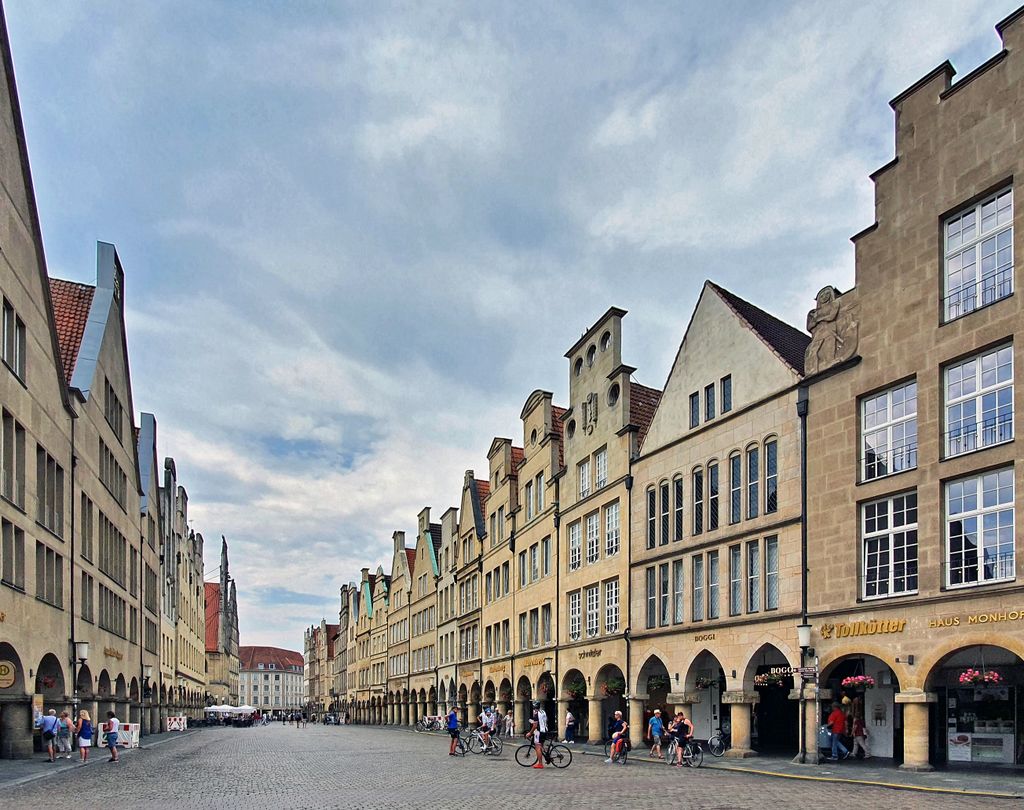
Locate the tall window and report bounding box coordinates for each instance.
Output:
[104,378,123,443]
[35,447,64,537]
[498,506,506,542]
[604,502,620,556]
[568,522,581,570]
[659,563,669,626]
[746,446,759,520]
[542,537,551,576]
[689,392,700,428]
[1,518,25,589]
[604,579,619,633]
[519,551,527,587]
[586,512,599,564]
[692,469,703,535]
[721,375,732,413]
[646,488,656,549]
[502,562,509,594]
[2,298,26,380]
[747,540,760,612]
[945,345,1013,457]
[704,383,715,421]
[863,494,918,599]
[730,453,741,524]
[645,567,656,629]
[692,556,704,621]
[585,585,600,637]
[765,537,779,610]
[542,604,551,643]
[708,462,719,530]
[595,448,608,489]
[530,609,539,647]
[519,613,527,650]
[35,542,63,608]
[862,381,918,480]
[673,476,683,541]
[729,545,741,616]
[525,481,533,520]
[535,472,544,513]
[659,481,669,545]
[569,591,582,639]
[578,459,591,499]
[708,550,720,619]
[764,441,778,514]
[81,572,94,623]
[947,468,1014,586]
[672,560,684,623]
[99,440,127,509]
[1,410,25,507]
[944,187,1013,321]
[530,544,539,581]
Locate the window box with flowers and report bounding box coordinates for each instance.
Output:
[754,672,787,688]
[565,679,587,699]
[840,675,875,690]
[601,676,625,696]
[694,676,715,691]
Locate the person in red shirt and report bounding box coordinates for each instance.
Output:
[827,703,849,760]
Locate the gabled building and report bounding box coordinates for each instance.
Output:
[136,413,164,733]
[628,281,808,753]
[408,508,441,717]
[240,645,303,716]
[558,308,659,742]
[302,618,338,715]
[205,537,240,705]
[434,505,461,715]
[369,564,390,722]
[386,530,414,724]
[454,470,488,723]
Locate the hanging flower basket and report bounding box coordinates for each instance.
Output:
[958,668,1002,686]
[694,676,714,691]
[602,676,625,696]
[499,689,512,701]
[754,672,787,688]
[646,675,671,692]
[840,675,875,689]
[565,679,587,699]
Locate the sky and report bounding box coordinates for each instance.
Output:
[3,0,1018,651]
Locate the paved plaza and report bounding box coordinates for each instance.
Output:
[0,724,1019,809]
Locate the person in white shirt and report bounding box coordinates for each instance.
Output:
[105,711,120,763]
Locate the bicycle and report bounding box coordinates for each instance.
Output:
[665,736,703,767]
[467,727,503,756]
[604,736,629,765]
[515,735,572,768]
[707,727,730,757]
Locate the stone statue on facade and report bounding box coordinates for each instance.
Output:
[581,391,598,435]
[804,286,859,375]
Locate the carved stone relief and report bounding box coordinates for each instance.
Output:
[804,286,859,375]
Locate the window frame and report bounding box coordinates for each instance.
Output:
[862,493,919,600]
[944,345,1013,458]
[943,186,1014,322]
[946,468,1015,588]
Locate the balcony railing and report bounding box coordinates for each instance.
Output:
[945,414,1013,458]
[862,440,918,481]
[945,550,1016,587]
[944,267,1013,322]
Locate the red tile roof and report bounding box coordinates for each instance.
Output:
[551,406,567,470]
[404,547,416,576]
[511,446,525,472]
[474,479,490,504]
[709,282,810,373]
[239,645,304,671]
[48,278,94,384]
[630,383,663,449]
[204,583,221,652]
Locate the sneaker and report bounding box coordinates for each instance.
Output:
[842,751,850,760]
[532,763,544,769]
[604,758,612,763]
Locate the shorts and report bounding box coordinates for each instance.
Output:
[531,730,541,744]
[79,737,92,748]
[448,729,460,739]
[106,732,118,748]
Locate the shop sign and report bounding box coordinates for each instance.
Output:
[929,610,1024,629]
[694,633,715,642]
[104,647,124,661]
[486,664,506,674]
[520,655,547,668]
[0,660,15,688]
[459,670,475,679]
[578,649,602,660]
[819,619,905,638]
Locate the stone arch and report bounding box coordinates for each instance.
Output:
[918,635,1024,692]
[34,653,65,701]
[470,681,481,705]
[159,682,166,706]
[743,642,798,753]
[593,663,627,735]
[821,651,903,762]
[683,650,726,739]
[560,667,588,737]
[448,680,457,707]
[97,670,112,698]
[483,679,496,704]
[76,663,93,698]
[742,642,795,691]
[114,674,127,700]
[636,654,671,711]
[516,675,532,701]
[129,677,140,702]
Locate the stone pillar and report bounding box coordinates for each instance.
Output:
[799,685,829,764]
[897,691,935,772]
[668,691,695,721]
[421,697,428,723]
[722,691,758,758]
[515,699,528,734]
[628,695,646,748]
[469,698,480,726]
[587,696,603,742]
[0,698,33,758]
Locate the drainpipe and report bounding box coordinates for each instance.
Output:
[797,385,809,764]
[625,471,633,699]
[69,411,78,713]
[552,474,560,714]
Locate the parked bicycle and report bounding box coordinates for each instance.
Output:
[707,726,730,757]
[467,726,503,755]
[414,717,443,733]
[515,736,571,768]
[664,737,703,768]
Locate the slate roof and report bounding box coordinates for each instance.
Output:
[708,282,810,374]
[428,523,442,556]
[239,645,304,672]
[630,383,663,448]
[204,583,221,652]
[472,479,490,538]
[48,278,94,384]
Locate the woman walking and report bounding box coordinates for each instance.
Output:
[105,710,120,763]
[75,710,93,763]
[55,711,73,759]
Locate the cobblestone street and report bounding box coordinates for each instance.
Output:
[1,725,1017,809]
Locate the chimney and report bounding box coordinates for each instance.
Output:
[392,530,406,553]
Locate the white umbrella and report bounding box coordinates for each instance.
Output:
[232,705,256,713]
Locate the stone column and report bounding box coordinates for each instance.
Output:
[587,696,603,742]
[799,685,829,764]
[668,691,695,721]
[628,695,646,748]
[722,691,758,758]
[0,698,33,758]
[419,698,427,725]
[469,698,481,726]
[897,691,935,772]
[557,698,570,742]
[515,699,528,734]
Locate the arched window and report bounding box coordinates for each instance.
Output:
[729,452,742,524]
[764,436,778,514]
[646,487,656,549]
[745,444,759,520]
[659,480,670,545]
[707,460,719,531]
[672,475,683,542]
[692,467,704,535]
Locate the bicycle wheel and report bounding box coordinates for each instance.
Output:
[453,737,467,757]
[603,741,611,758]
[664,740,678,765]
[489,738,503,756]
[546,743,572,768]
[683,743,703,768]
[707,735,726,757]
[515,744,538,767]
[414,720,425,733]
[468,735,483,754]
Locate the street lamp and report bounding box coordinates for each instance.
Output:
[71,641,89,714]
[797,623,814,764]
